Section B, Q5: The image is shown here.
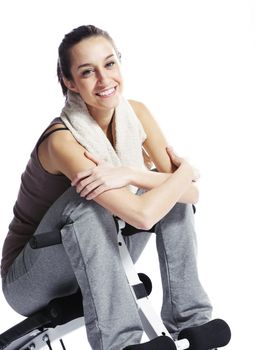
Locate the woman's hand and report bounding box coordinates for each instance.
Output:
[166,146,200,182]
[71,150,132,199]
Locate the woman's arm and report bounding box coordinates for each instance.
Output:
[45,130,196,230]
[129,99,174,173]
[129,166,199,204]
[129,100,199,202]
[72,149,198,203]
[71,100,198,203]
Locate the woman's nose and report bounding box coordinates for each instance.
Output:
[96,69,110,85]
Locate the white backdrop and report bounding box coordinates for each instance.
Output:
[0,1,254,349]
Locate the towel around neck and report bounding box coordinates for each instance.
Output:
[60,91,147,191]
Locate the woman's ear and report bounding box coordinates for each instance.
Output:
[62,76,79,93]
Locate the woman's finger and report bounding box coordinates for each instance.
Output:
[84,149,101,165]
[75,173,98,193]
[71,168,93,186]
[79,179,104,198]
[166,146,173,156]
[166,145,174,152]
[166,146,184,167]
[86,184,108,200]
[166,146,177,161]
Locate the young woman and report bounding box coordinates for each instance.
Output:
[1,25,212,350]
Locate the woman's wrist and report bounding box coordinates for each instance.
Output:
[127,166,144,187]
[127,167,172,190]
[123,166,137,186]
[177,162,194,183]
[128,166,152,188]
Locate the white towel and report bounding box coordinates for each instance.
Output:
[60,91,147,192]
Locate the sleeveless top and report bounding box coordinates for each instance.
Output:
[1,118,70,278]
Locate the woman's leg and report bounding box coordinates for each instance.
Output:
[123,188,153,264]
[155,203,212,338]
[2,187,143,350]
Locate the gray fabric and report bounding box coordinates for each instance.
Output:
[155,203,212,338]
[2,187,212,349]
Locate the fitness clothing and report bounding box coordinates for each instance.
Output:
[1,117,212,349]
[1,118,69,277]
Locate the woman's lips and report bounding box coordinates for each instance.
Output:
[96,86,116,98]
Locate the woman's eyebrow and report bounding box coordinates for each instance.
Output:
[77,54,115,70]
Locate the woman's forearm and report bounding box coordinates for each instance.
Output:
[136,164,194,229]
[129,167,199,204]
[92,163,195,230]
[129,167,169,189]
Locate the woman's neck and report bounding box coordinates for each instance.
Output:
[87,105,114,135]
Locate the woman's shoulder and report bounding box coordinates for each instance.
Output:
[37,121,78,175]
[128,99,147,115]
[128,99,155,128]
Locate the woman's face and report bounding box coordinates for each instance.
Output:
[67,36,123,113]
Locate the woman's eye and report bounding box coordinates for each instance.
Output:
[106,61,115,68]
[82,69,94,77]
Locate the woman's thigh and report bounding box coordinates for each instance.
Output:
[2,240,78,316]
[2,187,84,316]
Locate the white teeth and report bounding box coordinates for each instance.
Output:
[97,87,115,96]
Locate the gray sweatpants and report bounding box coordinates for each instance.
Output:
[2,187,212,349]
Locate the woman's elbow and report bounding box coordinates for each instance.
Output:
[131,218,152,231]
[131,210,155,231]
[137,219,154,231]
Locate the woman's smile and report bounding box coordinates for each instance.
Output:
[95,86,117,98]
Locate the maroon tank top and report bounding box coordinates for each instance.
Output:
[1,118,70,277]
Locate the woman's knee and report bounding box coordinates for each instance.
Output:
[162,202,194,224]
[37,186,115,236]
[60,199,119,257]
